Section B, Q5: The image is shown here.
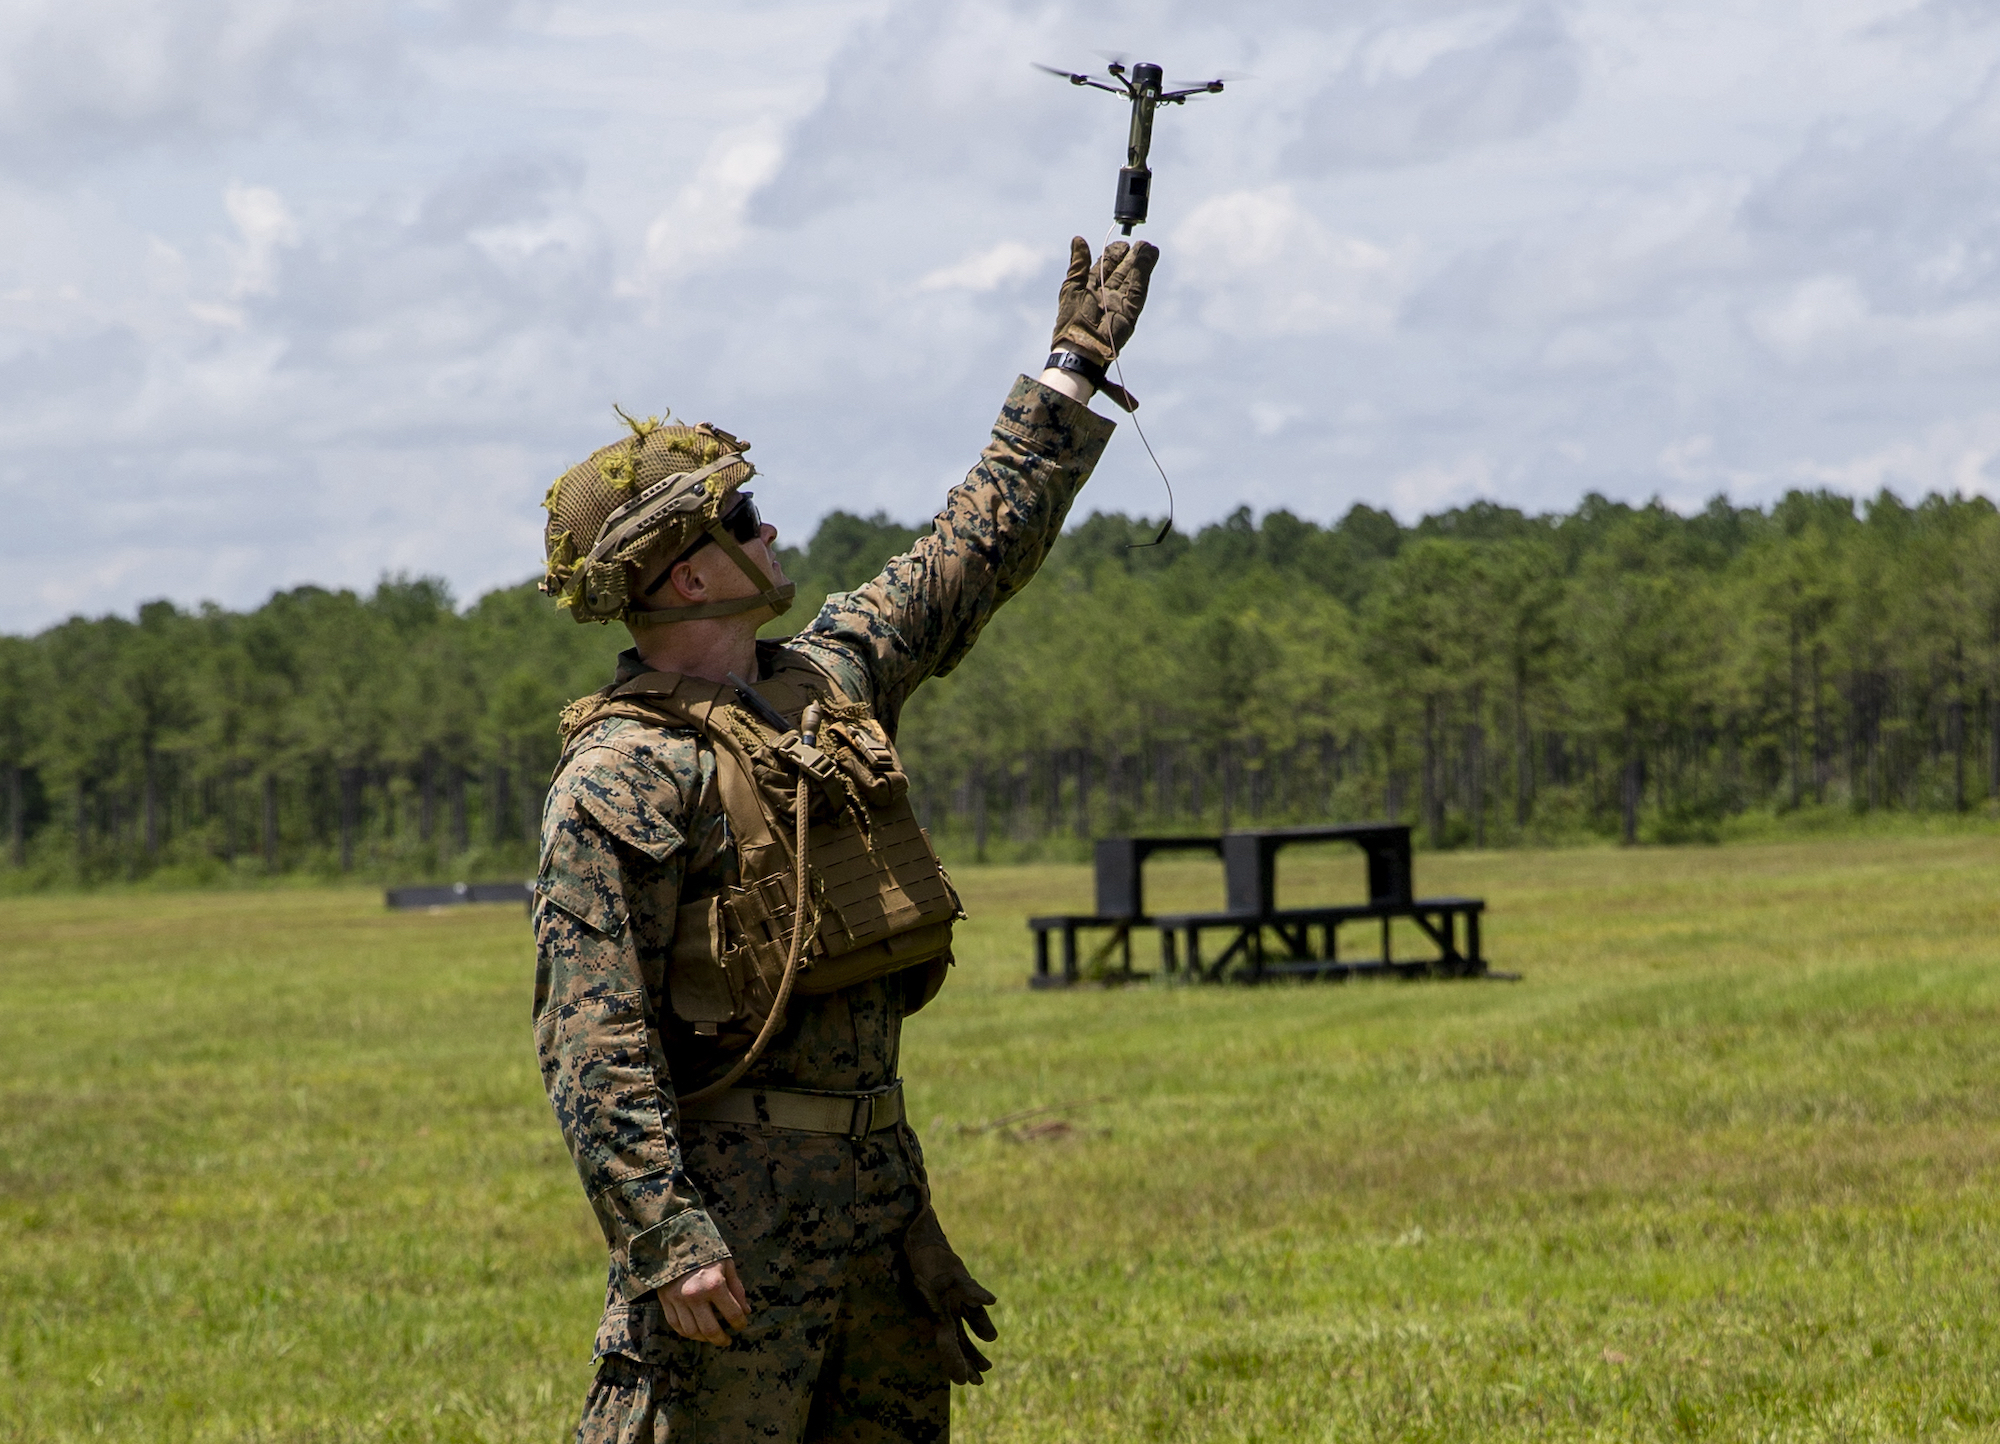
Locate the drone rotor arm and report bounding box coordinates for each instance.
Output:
[1032,62,1129,96]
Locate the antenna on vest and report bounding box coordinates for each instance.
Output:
[727,672,793,734]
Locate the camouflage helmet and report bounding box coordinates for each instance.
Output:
[540,408,794,626]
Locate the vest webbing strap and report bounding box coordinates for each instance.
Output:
[678,763,811,1107]
[556,660,955,1086]
[617,664,829,1106]
[591,665,831,867]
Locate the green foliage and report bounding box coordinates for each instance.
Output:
[0,579,626,884]
[901,485,2000,860]
[4,486,2000,883]
[772,509,928,625]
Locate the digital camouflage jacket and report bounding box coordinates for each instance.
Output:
[532,377,1116,1316]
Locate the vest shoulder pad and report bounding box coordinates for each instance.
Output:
[551,718,697,861]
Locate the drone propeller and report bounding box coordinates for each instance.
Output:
[1031,61,1125,95]
[1160,70,1245,102]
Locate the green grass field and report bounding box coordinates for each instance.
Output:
[5,837,2000,1442]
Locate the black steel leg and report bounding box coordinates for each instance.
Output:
[1062,926,1078,984]
[1035,928,1049,980]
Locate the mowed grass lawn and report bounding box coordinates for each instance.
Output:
[4,837,2000,1442]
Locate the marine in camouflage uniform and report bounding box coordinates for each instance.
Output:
[533,237,1157,1443]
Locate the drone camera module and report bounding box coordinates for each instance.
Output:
[1114,167,1151,228]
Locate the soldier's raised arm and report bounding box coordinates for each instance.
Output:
[801,238,1159,726]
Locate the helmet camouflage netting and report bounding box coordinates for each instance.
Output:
[540,408,791,626]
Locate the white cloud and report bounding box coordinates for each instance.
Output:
[1750,272,2000,362]
[222,183,299,297]
[10,0,2000,630]
[1659,433,1715,483]
[639,128,785,285]
[1290,3,1583,172]
[1175,187,1404,336]
[1359,11,1524,84]
[0,0,450,173]
[917,241,1043,293]
[1389,454,1498,518]
[1250,401,1303,437]
[1784,413,2000,498]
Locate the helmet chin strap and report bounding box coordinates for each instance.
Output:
[624,519,796,626]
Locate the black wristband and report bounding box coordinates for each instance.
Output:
[1043,350,1106,389]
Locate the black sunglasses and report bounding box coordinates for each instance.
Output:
[644,493,764,596]
[676,492,764,562]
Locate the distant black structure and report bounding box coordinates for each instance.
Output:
[1029,824,1500,986]
[386,880,533,912]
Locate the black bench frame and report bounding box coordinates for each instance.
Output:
[1030,824,1491,986]
[1028,836,1221,988]
[386,880,534,913]
[1153,896,1486,982]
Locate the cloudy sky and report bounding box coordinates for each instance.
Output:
[6,0,2000,630]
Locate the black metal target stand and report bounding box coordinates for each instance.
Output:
[1028,824,1515,987]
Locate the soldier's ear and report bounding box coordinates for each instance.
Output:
[670,559,709,601]
[641,558,706,604]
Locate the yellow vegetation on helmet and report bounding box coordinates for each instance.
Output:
[540,406,756,625]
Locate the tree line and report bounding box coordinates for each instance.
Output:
[2,486,1996,885]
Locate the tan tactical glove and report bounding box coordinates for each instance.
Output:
[1049,236,1160,412]
[904,1204,999,1385]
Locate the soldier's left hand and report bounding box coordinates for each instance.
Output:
[904,1205,999,1384]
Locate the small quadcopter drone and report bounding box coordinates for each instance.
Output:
[1034,58,1229,233]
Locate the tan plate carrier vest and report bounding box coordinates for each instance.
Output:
[559,655,961,1046]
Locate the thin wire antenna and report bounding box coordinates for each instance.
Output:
[1118,366,1176,549]
[1090,224,1176,549]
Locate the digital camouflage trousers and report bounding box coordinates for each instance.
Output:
[575,1119,952,1444]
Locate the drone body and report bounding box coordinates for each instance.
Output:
[1035,58,1227,234]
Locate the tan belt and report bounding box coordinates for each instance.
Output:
[677,1082,904,1138]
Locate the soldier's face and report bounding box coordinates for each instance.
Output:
[656,521,789,615]
[733,522,789,594]
[748,522,787,584]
